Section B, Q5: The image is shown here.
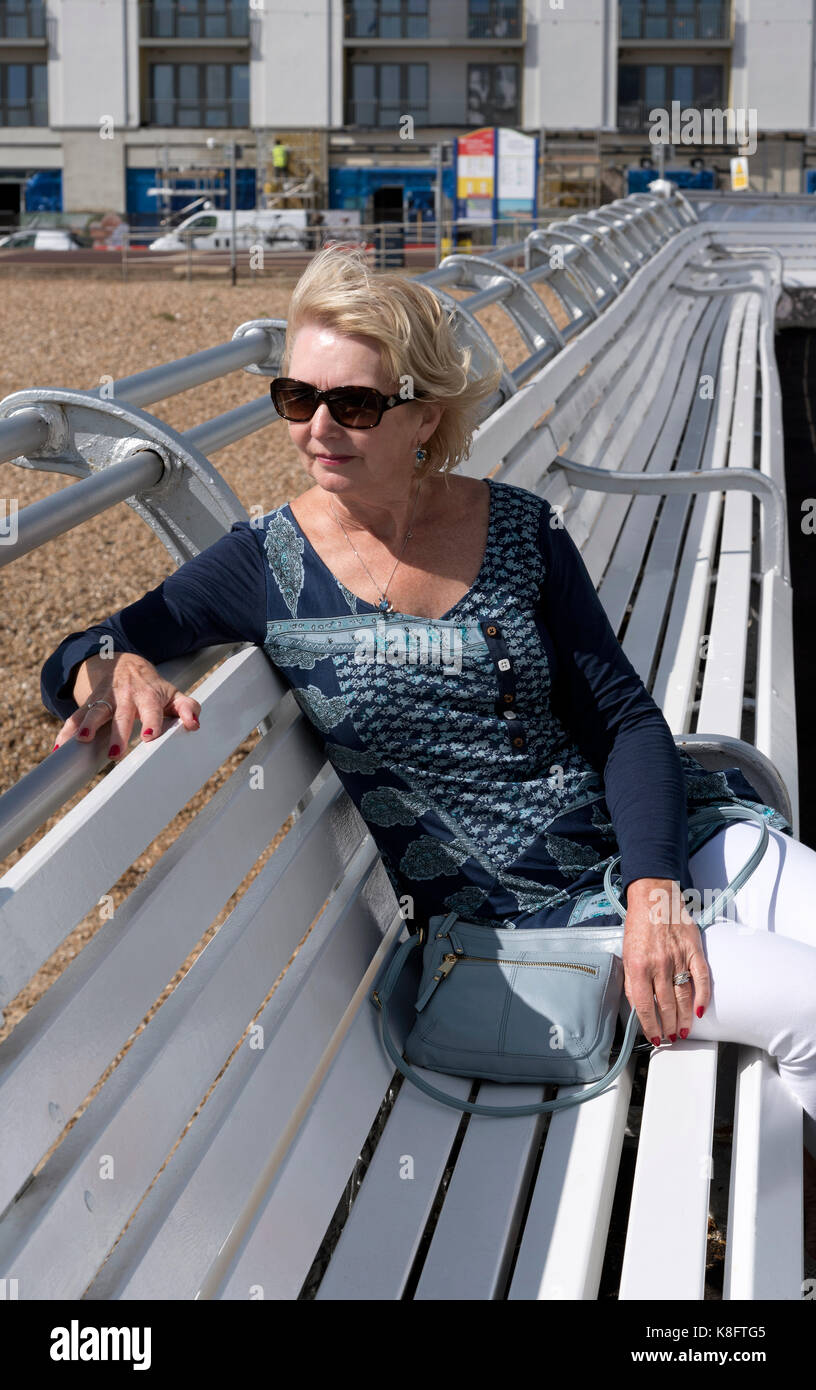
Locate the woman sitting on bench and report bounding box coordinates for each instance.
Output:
[42,245,816,1261]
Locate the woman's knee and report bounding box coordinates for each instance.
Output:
[688,824,816,945]
[689,920,816,1065]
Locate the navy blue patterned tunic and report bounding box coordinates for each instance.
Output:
[41,478,792,936]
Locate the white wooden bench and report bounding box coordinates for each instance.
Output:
[0,188,808,1301]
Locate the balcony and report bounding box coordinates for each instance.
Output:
[1,96,47,124]
[619,2,731,43]
[468,3,522,40]
[139,1,250,41]
[344,97,519,128]
[617,97,726,132]
[345,2,428,40]
[344,0,523,44]
[0,0,46,40]
[146,96,249,126]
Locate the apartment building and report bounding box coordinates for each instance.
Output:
[0,0,813,228]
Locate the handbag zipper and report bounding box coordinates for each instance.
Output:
[438,953,598,977]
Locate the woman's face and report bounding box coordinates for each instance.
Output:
[285,321,442,502]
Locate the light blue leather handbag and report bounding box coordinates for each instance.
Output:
[371,804,771,1117]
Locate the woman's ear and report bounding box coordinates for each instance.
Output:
[419,401,444,441]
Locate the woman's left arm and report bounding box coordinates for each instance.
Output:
[534,499,711,1041]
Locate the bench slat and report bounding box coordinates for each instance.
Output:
[507,1041,635,1299]
[724,1047,804,1300]
[618,1041,719,1299]
[618,299,732,682]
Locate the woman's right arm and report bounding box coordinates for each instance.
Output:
[44,518,269,756]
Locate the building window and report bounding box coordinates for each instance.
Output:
[468,0,521,40]
[619,2,730,43]
[0,62,47,124]
[345,0,428,40]
[0,0,46,39]
[148,62,249,125]
[140,1,250,40]
[467,63,518,125]
[347,61,428,125]
[618,63,725,128]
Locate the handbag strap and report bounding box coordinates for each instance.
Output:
[372,803,771,1118]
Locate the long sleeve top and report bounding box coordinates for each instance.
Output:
[41,477,789,933]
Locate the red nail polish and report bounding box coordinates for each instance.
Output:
[79,727,90,737]
[669,1034,677,1043]
[108,744,120,758]
[696,1006,705,1019]
[192,716,199,725]
[651,1036,661,1047]
[52,743,59,751]
[680,1028,689,1039]
[143,728,153,737]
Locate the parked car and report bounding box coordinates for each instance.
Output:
[0,228,84,250]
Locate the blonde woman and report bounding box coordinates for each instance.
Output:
[42,246,816,1260]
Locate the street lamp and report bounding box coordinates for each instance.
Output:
[206,135,240,286]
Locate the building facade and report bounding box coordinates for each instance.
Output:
[0,0,814,228]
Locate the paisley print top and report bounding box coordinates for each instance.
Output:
[42,478,793,936]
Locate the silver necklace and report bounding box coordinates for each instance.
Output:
[328,480,422,614]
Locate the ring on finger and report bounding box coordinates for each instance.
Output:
[673,970,692,987]
[86,699,114,716]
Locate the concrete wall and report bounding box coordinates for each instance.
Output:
[60,129,126,211]
[49,0,128,128]
[734,0,813,132]
[531,0,610,128]
[253,0,332,126]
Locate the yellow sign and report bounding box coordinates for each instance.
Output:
[730,157,749,191]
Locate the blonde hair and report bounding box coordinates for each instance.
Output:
[281,244,503,480]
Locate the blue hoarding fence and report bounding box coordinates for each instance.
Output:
[329,166,456,225]
[626,166,716,195]
[125,167,257,228]
[25,170,62,213]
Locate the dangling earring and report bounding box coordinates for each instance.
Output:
[415,446,427,468]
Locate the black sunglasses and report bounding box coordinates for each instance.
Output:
[269,377,416,429]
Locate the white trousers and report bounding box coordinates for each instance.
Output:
[685,823,816,1158]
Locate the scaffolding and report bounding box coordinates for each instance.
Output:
[539,130,603,211]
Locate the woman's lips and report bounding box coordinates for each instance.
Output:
[314,454,352,465]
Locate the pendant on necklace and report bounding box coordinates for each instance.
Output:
[377,598,392,613]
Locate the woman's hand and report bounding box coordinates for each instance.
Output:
[622,877,711,1045]
[51,652,201,760]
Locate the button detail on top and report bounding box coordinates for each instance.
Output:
[513,736,525,748]
[502,692,514,704]
[486,625,498,637]
[498,657,510,672]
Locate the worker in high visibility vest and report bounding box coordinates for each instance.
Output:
[272,138,290,189]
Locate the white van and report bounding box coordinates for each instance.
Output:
[148,209,309,252]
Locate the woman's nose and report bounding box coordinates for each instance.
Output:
[310,401,339,433]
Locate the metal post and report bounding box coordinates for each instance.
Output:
[121,223,128,285]
[434,142,442,266]
[229,141,237,286]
